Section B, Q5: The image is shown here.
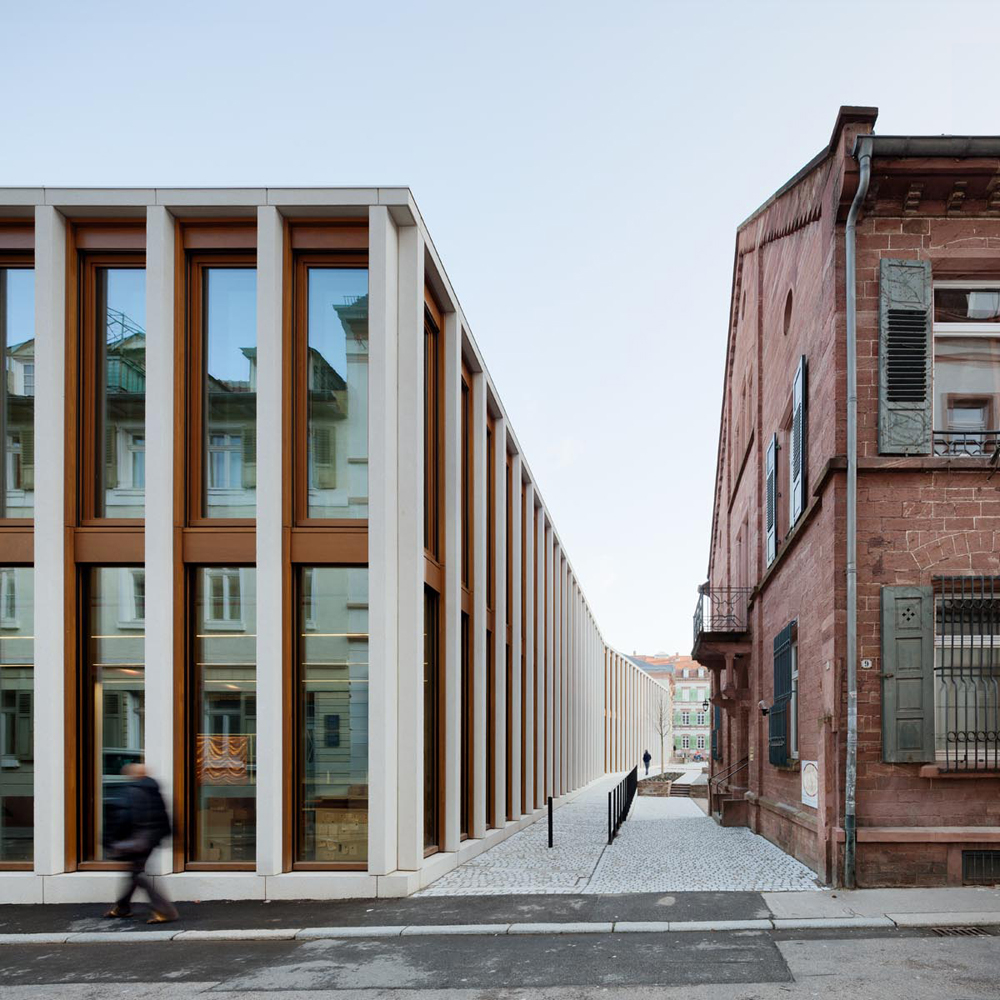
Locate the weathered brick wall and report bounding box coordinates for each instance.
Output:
[709,114,1000,885]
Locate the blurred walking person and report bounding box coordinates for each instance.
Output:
[104,764,178,924]
[642,749,652,776]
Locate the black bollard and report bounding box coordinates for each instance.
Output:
[548,795,553,848]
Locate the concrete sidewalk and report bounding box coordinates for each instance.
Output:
[0,886,997,944]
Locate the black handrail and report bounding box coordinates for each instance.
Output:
[710,755,749,789]
[607,765,638,844]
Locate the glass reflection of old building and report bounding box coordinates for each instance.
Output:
[192,567,256,864]
[0,267,34,519]
[0,567,32,863]
[297,566,368,865]
[82,567,145,860]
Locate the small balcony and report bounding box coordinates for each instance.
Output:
[692,585,752,664]
[933,430,1000,458]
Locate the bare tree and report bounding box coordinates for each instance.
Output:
[649,691,671,778]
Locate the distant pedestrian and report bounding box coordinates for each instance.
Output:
[104,764,178,924]
[642,749,651,776]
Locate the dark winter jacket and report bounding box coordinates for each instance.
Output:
[106,777,171,860]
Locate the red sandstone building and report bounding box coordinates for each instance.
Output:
[695,106,1000,888]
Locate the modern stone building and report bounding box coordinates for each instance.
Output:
[0,188,666,902]
[696,107,1000,887]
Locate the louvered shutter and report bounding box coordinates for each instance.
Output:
[313,426,337,489]
[878,258,933,455]
[765,433,777,565]
[20,425,33,491]
[769,622,794,766]
[15,692,31,759]
[711,704,722,761]
[790,356,807,525]
[881,585,935,763]
[241,428,256,489]
[105,423,118,490]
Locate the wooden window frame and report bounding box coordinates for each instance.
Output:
[0,559,33,871]
[181,563,257,872]
[0,250,35,528]
[76,250,147,526]
[504,450,513,821]
[183,249,258,528]
[291,248,369,528]
[422,288,445,855]
[290,563,367,871]
[75,563,144,871]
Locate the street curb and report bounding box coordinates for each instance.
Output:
[1,912,999,944]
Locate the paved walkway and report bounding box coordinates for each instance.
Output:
[417,773,821,896]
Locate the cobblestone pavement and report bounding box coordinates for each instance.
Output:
[418,775,821,896]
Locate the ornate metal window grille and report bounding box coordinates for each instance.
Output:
[693,587,752,644]
[934,576,1000,772]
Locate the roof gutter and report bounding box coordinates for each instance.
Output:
[843,134,872,890]
[861,135,1000,158]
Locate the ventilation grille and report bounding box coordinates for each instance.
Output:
[963,849,1000,885]
[885,308,929,402]
[931,926,993,937]
[766,468,775,530]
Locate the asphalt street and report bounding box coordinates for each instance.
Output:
[0,925,998,998]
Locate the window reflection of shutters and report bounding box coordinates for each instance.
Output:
[790,356,807,525]
[16,692,31,759]
[314,426,336,489]
[878,258,933,455]
[241,429,256,489]
[765,433,777,565]
[105,423,118,490]
[20,426,33,491]
[881,585,935,762]
[769,623,794,766]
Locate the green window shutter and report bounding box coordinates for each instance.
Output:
[769,622,794,766]
[878,258,932,455]
[20,425,33,491]
[105,422,118,490]
[765,433,777,565]
[313,426,337,489]
[241,428,256,489]
[881,585,935,762]
[790,356,807,525]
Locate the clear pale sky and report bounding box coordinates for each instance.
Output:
[3,0,995,655]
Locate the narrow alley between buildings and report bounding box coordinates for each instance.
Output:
[417,769,820,896]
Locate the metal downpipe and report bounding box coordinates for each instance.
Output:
[844,135,872,889]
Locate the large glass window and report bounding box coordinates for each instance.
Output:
[0,268,34,519]
[423,311,440,557]
[82,567,145,860]
[96,268,146,517]
[0,566,32,862]
[305,269,368,520]
[296,566,368,865]
[423,587,440,853]
[204,269,256,519]
[933,284,1000,456]
[191,566,256,864]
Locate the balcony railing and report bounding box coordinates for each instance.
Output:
[933,430,1000,458]
[693,586,752,646]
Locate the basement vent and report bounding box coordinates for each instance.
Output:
[962,850,1000,886]
[930,926,993,937]
[885,308,929,402]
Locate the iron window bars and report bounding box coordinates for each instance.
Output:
[935,576,1000,772]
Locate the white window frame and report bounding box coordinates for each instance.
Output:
[681,711,690,726]
[681,734,690,750]
[696,734,706,750]
[0,569,17,629]
[932,280,1000,336]
[208,431,243,491]
[204,568,245,630]
[117,568,146,628]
